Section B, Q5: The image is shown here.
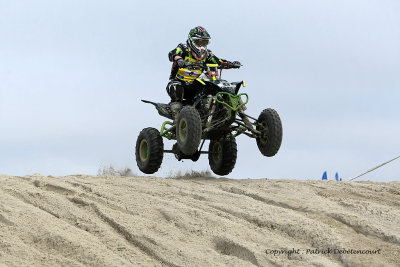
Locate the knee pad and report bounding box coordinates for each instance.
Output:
[166,80,184,102]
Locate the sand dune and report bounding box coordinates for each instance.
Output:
[0,174,399,266]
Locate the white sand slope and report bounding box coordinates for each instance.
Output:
[0,174,399,266]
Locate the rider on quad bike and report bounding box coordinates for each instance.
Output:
[166,26,241,121]
[135,27,282,176]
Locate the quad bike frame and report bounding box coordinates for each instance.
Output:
[136,62,283,176]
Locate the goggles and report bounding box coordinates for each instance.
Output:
[193,38,209,47]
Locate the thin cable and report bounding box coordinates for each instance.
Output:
[349,155,400,181]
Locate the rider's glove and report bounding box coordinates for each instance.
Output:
[176,58,187,68]
[232,61,242,68]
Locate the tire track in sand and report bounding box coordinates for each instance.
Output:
[220,185,400,245]
[68,197,180,267]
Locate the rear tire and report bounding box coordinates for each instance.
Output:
[176,106,202,155]
[208,139,237,176]
[135,127,164,174]
[256,109,282,157]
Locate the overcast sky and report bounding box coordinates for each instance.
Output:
[1,0,399,181]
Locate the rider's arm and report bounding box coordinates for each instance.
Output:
[206,50,241,69]
[206,50,226,65]
[168,44,186,62]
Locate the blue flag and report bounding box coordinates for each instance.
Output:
[322,171,327,180]
[335,172,339,181]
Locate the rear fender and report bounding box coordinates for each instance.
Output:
[141,100,173,119]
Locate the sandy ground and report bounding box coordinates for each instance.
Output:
[0,174,399,267]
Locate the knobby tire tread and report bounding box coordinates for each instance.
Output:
[209,139,237,176]
[256,108,282,157]
[177,106,202,155]
[135,127,164,174]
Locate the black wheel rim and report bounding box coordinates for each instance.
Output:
[260,121,269,145]
[212,142,222,164]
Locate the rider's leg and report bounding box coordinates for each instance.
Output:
[166,80,184,121]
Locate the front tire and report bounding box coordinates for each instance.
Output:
[256,109,282,157]
[208,139,237,176]
[176,106,202,155]
[135,127,164,174]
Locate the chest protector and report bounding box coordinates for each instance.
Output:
[175,51,206,83]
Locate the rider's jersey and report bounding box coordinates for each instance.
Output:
[168,43,225,82]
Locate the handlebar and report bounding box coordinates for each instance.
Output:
[185,61,242,70]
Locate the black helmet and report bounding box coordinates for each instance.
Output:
[187,26,211,60]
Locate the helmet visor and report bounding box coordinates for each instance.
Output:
[193,38,209,47]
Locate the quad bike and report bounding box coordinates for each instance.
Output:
[135,62,282,176]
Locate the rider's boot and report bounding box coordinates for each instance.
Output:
[169,102,182,123]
